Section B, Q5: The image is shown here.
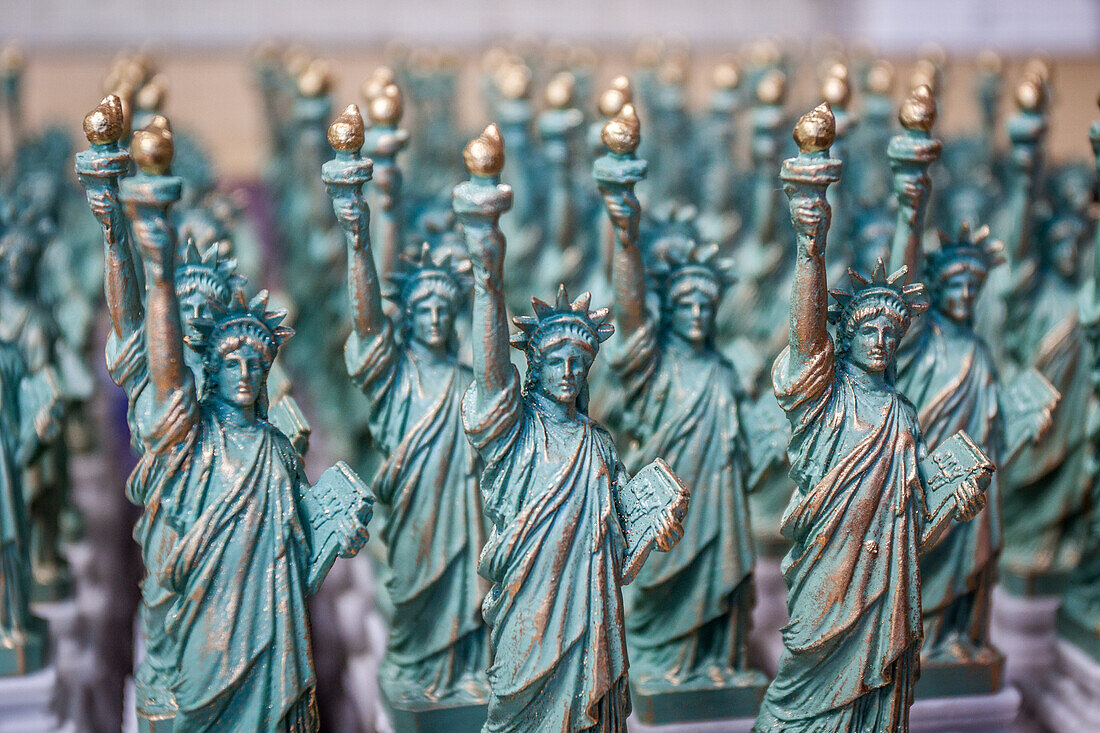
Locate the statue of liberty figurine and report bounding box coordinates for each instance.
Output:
[321,104,489,726]
[455,123,689,733]
[754,102,992,733]
[888,87,1058,690]
[77,98,310,729]
[0,337,59,675]
[594,104,769,723]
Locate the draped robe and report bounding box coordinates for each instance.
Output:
[0,343,35,659]
[611,323,755,683]
[345,324,486,700]
[896,310,1002,651]
[131,380,319,732]
[463,371,632,732]
[755,341,928,733]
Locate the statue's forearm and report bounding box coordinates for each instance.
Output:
[470,229,512,395]
[102,194,145,339]
[613,238,648,335]
[789,249,829,361]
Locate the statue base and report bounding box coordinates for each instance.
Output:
[989,585,1059,682]
[629,670,768,726]
[0,666,59,732]
[914,647,1004,699]
[907,685,1021,732]
[0,618,48,676]
[628,713,754,732]
[1027,637,1100,732]
[1056,606,1100,663]
[998,564,1069,597]
[379,688,488,733]
[749,556,787,676]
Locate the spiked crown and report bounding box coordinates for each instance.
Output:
[649,238,736,303]
[186,287,293,367]
[926,222,1005,287]
[175,237,241,304]
[829,259,927,347]
[510,284,614,356]
[382,241,471,307]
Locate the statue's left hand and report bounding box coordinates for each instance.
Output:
[655,515,684,551]
[953,478,987,522]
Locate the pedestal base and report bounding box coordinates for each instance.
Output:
[379,684,488,733]
[629,671,768,726]
[0,666,59,732]
[908,685,1020,732]
[989,585,1059,682]
[914,647,1004,699]
[0,618,48,676]
[628,713,755,733]
[749,557,787,676]
[1027,638,1100,732]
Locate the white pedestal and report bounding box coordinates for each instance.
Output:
[1028,638,1100,732]
[908,685,1021,732]
[0,667,59,732]
[989,585,1060,683]
[628,714,754,733]
[750,556,787,676]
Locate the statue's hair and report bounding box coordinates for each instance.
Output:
[830,259,927,359]
[649,238,736,310]
[174,237,241,305]
[383,241,471,309]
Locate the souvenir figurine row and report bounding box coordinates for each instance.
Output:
[0,36,1094,733]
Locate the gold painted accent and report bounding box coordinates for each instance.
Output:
[83,94,125,145]
[977,50,1003,75]
[284,45,312,77]
[601,103,641,155]
[598,89,626,119]
[463,123,505,177]
[713,59,740,90]
[756,69,786,105]
[361,65,396,102]
[1015,74,1045,112]
[131,115,174,175]
[298,59,333,98]
[657,57,686,86]
[136,74,167,112]
[1024,57,1051,83]
[910,58,938,95]
[793,102,836,153]
[368,83,403,126]
[867,61,895,96]
[496,63,532,101]
[544,71,575,110]
[747,38,782,67]
[328,103,365,152]
[899,84,936,132]
[1,42,24,72]
[821,71,851,109]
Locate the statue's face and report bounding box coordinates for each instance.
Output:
[213,343,266,409]
[408,292,454,350]
[668,290,715,346]
[1051,235,1079,280]
[538,339,592,406]
[847,314,900,374]
[937,271,981,323]
[177,289,209,340]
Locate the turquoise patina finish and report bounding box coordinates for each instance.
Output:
[595,103,769,723]
[322,104,489,728]
[889,87,1058,695]
[455,124,688,733]
[754,102,992,733]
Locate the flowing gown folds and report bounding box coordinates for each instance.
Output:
[755,340,927,733]
[463,370,632,733]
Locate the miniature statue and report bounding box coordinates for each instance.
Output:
[754,102,992,732]
[994,77,1092,593]
[888,87,1058,689]
[455,123,688,732]
[76,99,320,728]
[0,337,57,675]
[537,72,586,293]
[595,104,768,722]
[695,60,743,248]
[322,104,489,723]
[361,79,409,278]
[115,113,372,732]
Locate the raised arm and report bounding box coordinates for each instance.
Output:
[121,116,188,404]
[594,103,649,335]
[780,104,842,368]
[887,85,941,278]
[322,104,386,339]
[77,95,144,341]
[363,81,409,279]
[999,75,1047,270]
[453,125,514,396]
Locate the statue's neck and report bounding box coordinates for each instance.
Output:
[664,330,708,357]
[406,337,451,366]
[210,395,259,428]
[842,358,890,392]
[530,388,580,424]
